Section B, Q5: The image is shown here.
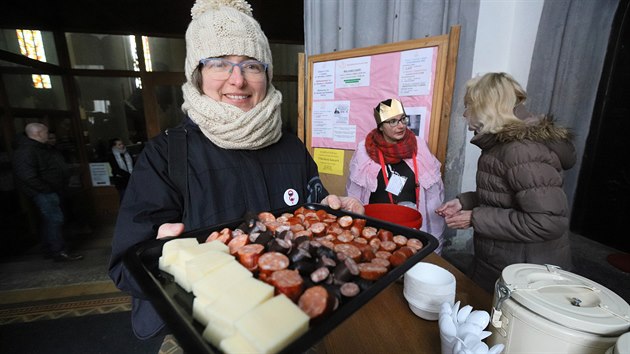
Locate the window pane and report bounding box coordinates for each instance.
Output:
[269,43,303,76]
[156,84,185,130]
[2,73,67,110]
[74,76,146,162]
[144,36,186,72]
[0,29,59,66]
[66,33,138,71]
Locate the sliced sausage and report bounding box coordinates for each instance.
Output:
[379,240,397,252]
[227,234,249,255]
[269,269,304,303]
[340,282,360,299]
[336,230,354,243]
[310,266,330,283]
[258,211,276,223]
[236,243,265,271]
[308,222,327,237]
[377,229,394,242]
[361,226,378,240]
[357,263,388,281]
[389,250,408,267]
[375,250,393,260]
[338,215,354,229]
[371,257,391,269]
[258,252,290,281]
[298,285,334,320]
[406,238,424,251]
[334,243,362,262]
[393,235,408,247]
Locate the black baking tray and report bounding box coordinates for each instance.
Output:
[123,203,438,354]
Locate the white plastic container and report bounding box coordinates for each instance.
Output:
[488,264,630,354]
[404,262,456,320]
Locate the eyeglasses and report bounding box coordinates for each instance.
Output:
[384,115,410,127]
[199,58,268,82]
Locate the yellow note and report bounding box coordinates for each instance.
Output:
[313,148,344,176]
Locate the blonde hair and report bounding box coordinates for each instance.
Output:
[465,72,527,134]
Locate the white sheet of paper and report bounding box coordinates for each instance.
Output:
[385,173,407,196]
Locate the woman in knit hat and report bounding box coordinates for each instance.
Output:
[109,0,362,344]
[346,98,446,253]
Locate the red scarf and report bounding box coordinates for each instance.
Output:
[365,128,417,164]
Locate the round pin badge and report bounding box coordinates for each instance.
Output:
[283,188,299,206]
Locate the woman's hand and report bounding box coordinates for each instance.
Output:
[436,198,463,218]
[321,195,365,215]
[444,210,472,229]
[157,223,185,239]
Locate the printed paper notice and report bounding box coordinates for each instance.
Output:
[405,106,428,140]
[89,162,111,187]
[333,124,356,143]
[398,47,433,96]
[312,61,335,100]
[313,148,345,176]
[336,56,371,89]
[312,100,351,138]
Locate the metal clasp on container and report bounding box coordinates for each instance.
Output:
[544,264,562,273]
[491,281,512,329]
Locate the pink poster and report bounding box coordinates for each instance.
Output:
[311,47,438,150]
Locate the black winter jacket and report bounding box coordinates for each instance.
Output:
[13,135,70,198]
[109,118,328,339]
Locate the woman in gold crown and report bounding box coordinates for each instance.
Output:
[346,98,445,252]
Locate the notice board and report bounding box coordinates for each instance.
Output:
[300,26,460,196]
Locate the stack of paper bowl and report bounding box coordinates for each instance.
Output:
[403,262,456,320]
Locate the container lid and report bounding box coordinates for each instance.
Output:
[500,263,630,335]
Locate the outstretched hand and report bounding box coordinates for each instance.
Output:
[436,198,463,218]
[444,210,472,229]
[321,195,365,215]
[157,223,185,239]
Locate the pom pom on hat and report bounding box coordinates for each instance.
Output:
[185,0,273,82]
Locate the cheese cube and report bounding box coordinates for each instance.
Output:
[173,242,231,287]
[158,238,199,273]
[234,295,309,354]
[201,277,274,346]
[220,332,259,354]
[200,240,230,253]
[181,250,234,292]
[191,261,252,301]
[192,296,213,326]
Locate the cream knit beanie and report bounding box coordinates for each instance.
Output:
[184,0,273,82]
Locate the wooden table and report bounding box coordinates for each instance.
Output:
[319,253,493,353]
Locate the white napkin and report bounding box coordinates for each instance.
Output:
[438,301,505,354]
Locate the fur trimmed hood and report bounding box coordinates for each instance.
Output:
[496,115,572,143]
[472,115,576,170]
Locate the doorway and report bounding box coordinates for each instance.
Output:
[572,0,629,252]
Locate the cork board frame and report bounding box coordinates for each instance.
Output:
[298,26,460,196]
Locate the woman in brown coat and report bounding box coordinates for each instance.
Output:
[436,72,576,293]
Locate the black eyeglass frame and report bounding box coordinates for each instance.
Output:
[383,115,410,127]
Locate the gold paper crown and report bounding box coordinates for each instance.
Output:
[374,98,406,125]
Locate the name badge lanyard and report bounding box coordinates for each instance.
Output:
[377,149,420,205]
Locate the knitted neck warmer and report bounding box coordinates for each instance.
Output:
[181,81,283,150]
[365,128,417,164]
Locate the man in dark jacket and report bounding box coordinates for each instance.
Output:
[13,123,83,262]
